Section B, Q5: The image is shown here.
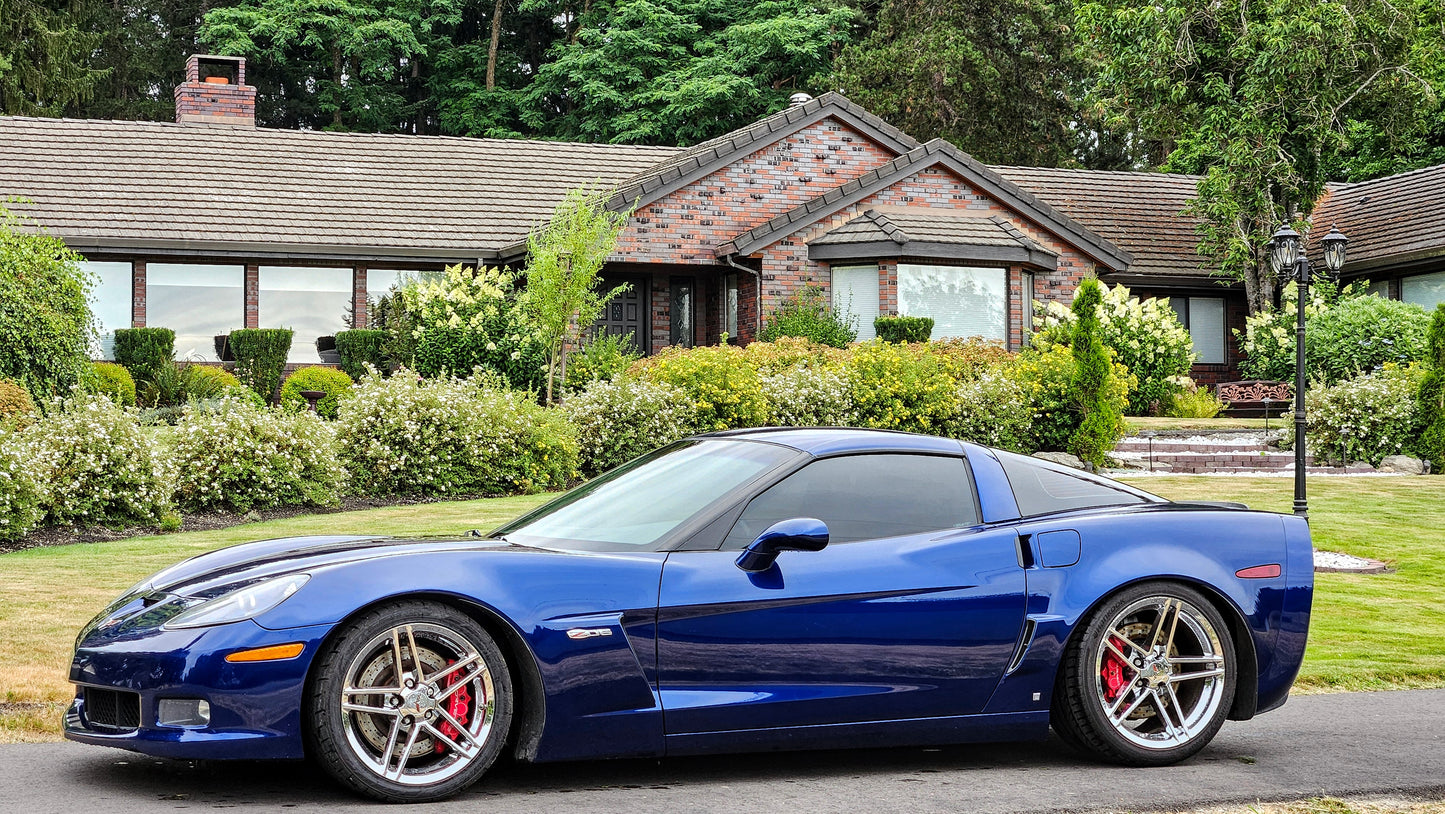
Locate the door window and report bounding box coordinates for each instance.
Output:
[723,454,979,548]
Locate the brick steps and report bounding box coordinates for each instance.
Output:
[1109,431,1338,474]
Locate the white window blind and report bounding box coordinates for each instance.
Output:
[831,265,880,341]
[897,264,1006,341]
[1187,297,1226,364]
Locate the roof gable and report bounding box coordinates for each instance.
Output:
[810,208,1058,267]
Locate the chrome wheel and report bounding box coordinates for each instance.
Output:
[1094,596,1227,750]
[339,622,496,786]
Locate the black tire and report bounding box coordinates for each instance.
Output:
[307,600,514,802]
[1051,582,1236,766]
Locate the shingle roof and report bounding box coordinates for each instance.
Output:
[718,139,1133,271]
[1310,164,1445,272]
[990,166,1210,280]
[0,117,680,261]
[810,208,1058,267]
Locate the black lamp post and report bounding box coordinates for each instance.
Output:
[1268,224,1348,518]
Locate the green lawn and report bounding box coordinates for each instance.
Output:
[1124,415,1272,432]
[2,475,1440,743]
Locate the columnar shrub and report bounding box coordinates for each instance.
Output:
[27,393,171,526]
[938,371,1032,452]
[1414,304,1445,472]
[114,327,176,389]
[171,397,344,512]
[759,284,857,348]
[0,205,93,399]
[338,370,578,496]
[81,362,137,407]
[336,329,389,380]
[229,328,294,403]
[761,365,856,427]
[1068,279,1128,466]
[1036,282,1192,414]
[874,315,934,343]
[1299,365,1425,466]
[0,428,43,541]
[845,341,959,433]
[565,378,698,474]
[280,366,354,419]
[631,345,769,431]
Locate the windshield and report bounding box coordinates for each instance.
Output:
[493,439,799,551]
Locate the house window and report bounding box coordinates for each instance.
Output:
[831,264,879,341]
[80,261,132,360]
[259,266,353,363]
[724,273,739,339]
[1021,271,1035,340]
[146,263,244,362]
[670,277,694,348]
[367,269,443,298]
[897,263,1007,341]
[1169,296,1227,365]
[1402,271,1445,312]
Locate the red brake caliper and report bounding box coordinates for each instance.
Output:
[436,660,472,753]
[1101,637,1130,701]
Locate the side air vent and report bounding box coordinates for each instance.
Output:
[1006,618,1038,674]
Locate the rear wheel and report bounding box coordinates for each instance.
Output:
[1052,582,1235,766]
[307,601,513,802]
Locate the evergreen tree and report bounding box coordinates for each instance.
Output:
[1418,304,1445,473]
[0,0,108,115]
[1067,278,1123,467]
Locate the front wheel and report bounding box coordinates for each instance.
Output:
[1052,582,1236,766]
[307,600,513,802]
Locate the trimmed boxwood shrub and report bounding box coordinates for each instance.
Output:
[874,315,934,343]
[81,362,137,407]
[172,397,344,512]
[114,327,175,386]
[229,328,294,403]
[280,366,354,419]
[28,393,172,526]
[336,329,389,380]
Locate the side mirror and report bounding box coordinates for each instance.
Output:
[735,517,828,572]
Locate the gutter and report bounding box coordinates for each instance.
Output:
[722,254,764,340]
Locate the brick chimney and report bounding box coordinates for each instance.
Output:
[174,55,256,126]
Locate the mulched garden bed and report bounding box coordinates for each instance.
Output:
[0,492,509,556]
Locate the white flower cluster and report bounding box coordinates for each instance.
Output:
[939,371,1033,450]
[1238,280,1330,381]
[760,366,856,428]
[565,378,698,475]
[1296,365,1425,466]
[0,427,44,541]
[25,393,173,526]
[337,369,577,495]
[171,396,346,512]
[401,265,516,337]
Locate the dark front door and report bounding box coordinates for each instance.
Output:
[594,275,648,355]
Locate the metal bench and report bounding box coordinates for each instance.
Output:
[1216,380,1292,417]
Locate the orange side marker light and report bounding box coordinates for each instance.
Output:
[225,643,305,663]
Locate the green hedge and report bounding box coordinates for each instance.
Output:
[114,328,175,385]
[81,362,137,407]
[280,366,354,419]
[230,328,294,403]
[336,329,388,380]
[874,315,934,343]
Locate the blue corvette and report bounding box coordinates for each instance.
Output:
[66,428,1313,802]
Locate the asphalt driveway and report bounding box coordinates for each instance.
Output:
[1,688,1441,813]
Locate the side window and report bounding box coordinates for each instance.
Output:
[723,454,980,548]
[996,450,1151,516]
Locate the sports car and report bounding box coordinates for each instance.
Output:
[66,428,1313,802]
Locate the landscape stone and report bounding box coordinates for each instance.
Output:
[1378,455,1426,475]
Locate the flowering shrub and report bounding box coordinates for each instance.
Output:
[338,370,577,496]
[172,397,344,512]
[565,378,697,474]
[280,366,354,419]
[929,337,1015,382]
[938,371,1032,451]
[564,331,641,392]
[845,341,959,433]
[28,393,171,526]
[0,428,43,541]
[742,336,847,374]
[397,265,547,388]
[630,345,769,431]
[759,284,857,348]
[1296,365,1425,466]
[1036,282,1192,414]
[761,365,856,427]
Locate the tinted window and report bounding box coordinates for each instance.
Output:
[996,450,1153,516]
[724,454,979,548]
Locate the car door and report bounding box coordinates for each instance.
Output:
[656,453,1028,736]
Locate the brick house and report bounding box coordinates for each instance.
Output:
[3,55,1442,382]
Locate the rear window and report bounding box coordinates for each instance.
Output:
[996,450,1155,517]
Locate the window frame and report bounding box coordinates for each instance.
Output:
[1170,295,1228,365]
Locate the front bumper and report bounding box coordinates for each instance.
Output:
[64,620,333,760]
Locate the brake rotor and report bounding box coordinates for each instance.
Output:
[353,642,451,757]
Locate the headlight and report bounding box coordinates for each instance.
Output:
[163,574,310,630]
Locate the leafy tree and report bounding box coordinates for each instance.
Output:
[1067,278,1124,466]
[0,0,108,115]
[0,203,95,399]
[1078,0,1437,313]
[523,185,631,403]
[1418,304,1445,472]
[520,0,857,145]
[832,0,1083,166]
